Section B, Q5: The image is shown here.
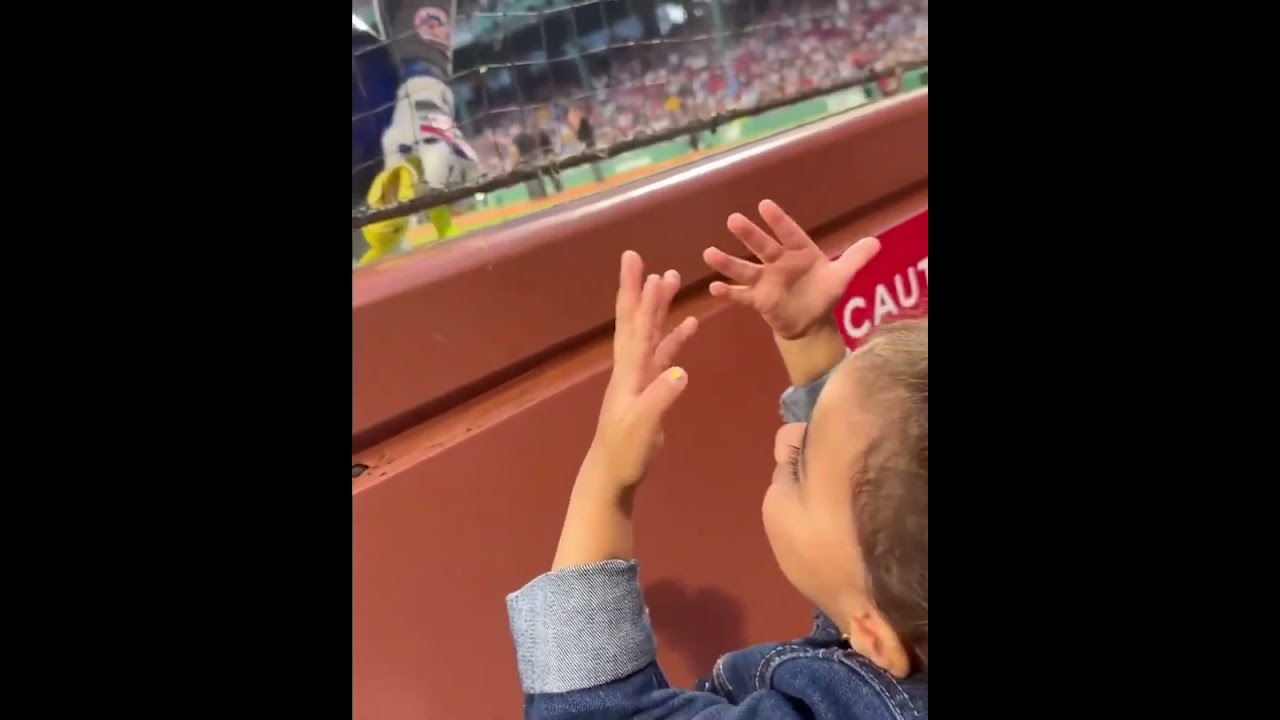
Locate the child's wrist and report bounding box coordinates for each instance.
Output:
[575,447,638,499]
[778,317,840,344]
[773,322,847,387]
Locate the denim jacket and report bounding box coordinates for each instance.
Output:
[506,366,929,720]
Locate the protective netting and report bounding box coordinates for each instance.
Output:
[352,0,927,235]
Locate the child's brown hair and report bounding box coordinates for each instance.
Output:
[851,316,929,672]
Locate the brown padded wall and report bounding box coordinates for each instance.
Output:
[352,92,928,720]
[352,90,929,449]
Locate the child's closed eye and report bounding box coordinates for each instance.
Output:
[786,445,801,482]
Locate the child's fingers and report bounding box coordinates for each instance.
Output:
[615,250,644,332]
[630,271,661,354]
[709,281,755,308]
[702,246,763,285]
[653,316,698,369]
[649,270,681,346]
[830,236,882,282]
[617,271,659,380]
[758,199,813,250]
[727,213,784,263]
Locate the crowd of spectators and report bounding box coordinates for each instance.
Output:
[452,0,928,177]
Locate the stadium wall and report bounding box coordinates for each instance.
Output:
[352,89,928,720]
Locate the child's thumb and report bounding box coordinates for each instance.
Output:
[832,236,883,281]
[635,367,689,427]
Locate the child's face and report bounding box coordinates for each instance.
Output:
[763,355,878,634]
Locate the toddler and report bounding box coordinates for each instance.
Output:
[506,200,928,719]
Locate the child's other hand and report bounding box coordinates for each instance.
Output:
[587,251,699,489]
[703,199,881,340]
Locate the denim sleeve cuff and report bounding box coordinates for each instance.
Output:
[779,354,848,423]
[506,559,656,694]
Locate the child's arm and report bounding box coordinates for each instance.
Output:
[777,324,846,423]
[548,262,692,572]
[508,561,815,719]
[506,253,814,720]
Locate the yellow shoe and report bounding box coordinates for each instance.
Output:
[398,149,461,248]
[429,206,455,240]
[403,205,455,249]
[357,163,418,267]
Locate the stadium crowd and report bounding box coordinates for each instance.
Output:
[451,0,928,178]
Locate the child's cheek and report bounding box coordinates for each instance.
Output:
[762,482,783,542]
[761,483,804,590]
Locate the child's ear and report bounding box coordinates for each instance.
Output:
[845,606,911,678]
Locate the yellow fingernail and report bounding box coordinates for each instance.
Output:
[666,367,686,384]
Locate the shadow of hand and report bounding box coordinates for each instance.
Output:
[645,579,747,679]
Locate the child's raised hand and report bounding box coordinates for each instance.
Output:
[703,199,881,339]
[586,251,699,489]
